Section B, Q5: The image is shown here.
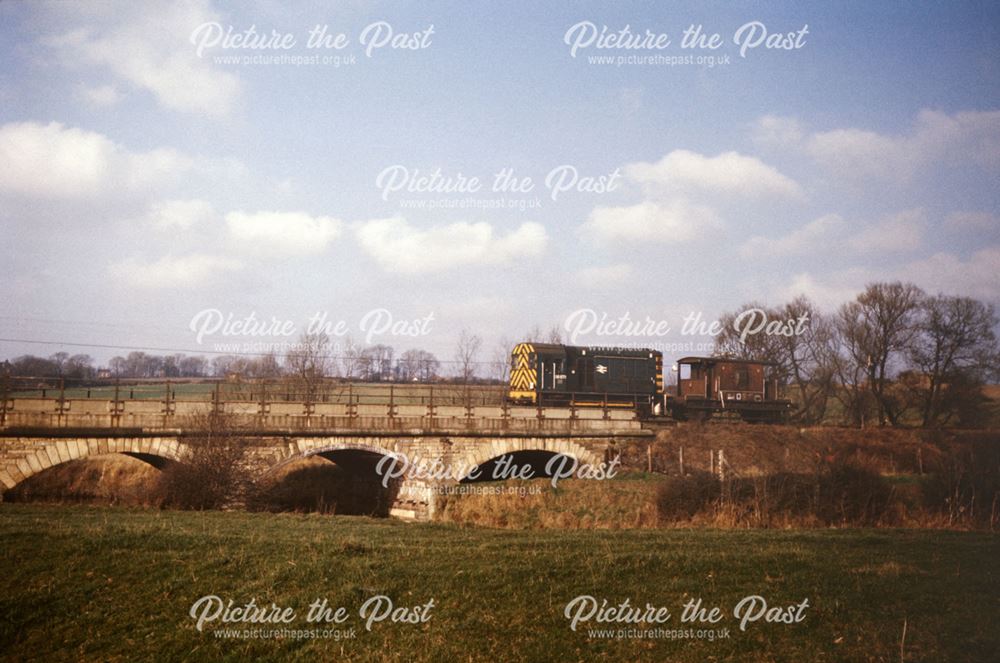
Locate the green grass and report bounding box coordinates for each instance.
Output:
[1,505,997,662]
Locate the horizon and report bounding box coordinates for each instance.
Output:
[2,1,999,367]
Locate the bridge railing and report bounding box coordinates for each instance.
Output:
[1,376,507,406]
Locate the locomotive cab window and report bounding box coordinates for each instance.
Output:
[736,367,749,389]
[679,364,691,380]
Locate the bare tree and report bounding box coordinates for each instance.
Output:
[714,302,786,364]
[340,336,362,380]
[416,350,440,381]
[50,352,70,375]
[254,351,284,378]
[773,297,837,424]
[714,298,835,424]
[158,410,250,510]
[522,324,563,344]
[909,295,999,427]
[366,344,395,381]
[397,349,439,382]
[284,332,332,401]
[837,282,924,426]
[523,325,543,343]
[179,355,208,377]
[491,336,513,384]
[64,354,95,380]
[455,329,483,383]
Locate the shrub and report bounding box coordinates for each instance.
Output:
[656,473,720,523]
[816,461,892,526]
[158,411,249,510]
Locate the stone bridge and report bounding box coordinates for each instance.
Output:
[0,396,653,519]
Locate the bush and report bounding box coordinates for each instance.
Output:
[656,474,720,522]
[158,412,249,510]
[817,461,892,526]
[921,436,1000,528]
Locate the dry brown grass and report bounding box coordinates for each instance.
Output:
[4,455,162,506]
[436,478,660,529]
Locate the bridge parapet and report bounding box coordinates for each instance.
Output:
[0,397,640,434]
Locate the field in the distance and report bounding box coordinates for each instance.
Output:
[1,505,997,662]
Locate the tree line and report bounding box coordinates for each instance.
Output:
[1,325,569,386]
[5,283,994,427]
[714,282,1000,427]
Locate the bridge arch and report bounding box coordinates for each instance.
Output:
[0,437,188,493]
[262,438,402,478]
[255,438,405,517]
[455,438,606,483]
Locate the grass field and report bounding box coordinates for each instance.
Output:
[1,505,997,662]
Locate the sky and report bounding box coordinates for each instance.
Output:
[1,0,998,369]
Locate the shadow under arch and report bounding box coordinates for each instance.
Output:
[457,441,607,484]
[121,452,178,471]
[253,445,402,517]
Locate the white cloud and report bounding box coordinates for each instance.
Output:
[741,209,924,258]
[625,149,804,200]
[77,83,122,107]
[145,199,215,229]
[43,1,241,116]
[750,115,805,150]
[777,245,1000,308]
[0,121,114,197]
[576,264,633,287]
[847,208,925,253]
[791,109,1000,182]
[109,253,242,288]
[0,121,203,198]
[900,247,1000,301]
[226,210,343,255]
[777,272,868,310]
[354,217,547,274]
[806,127,908,182]
[945,210,1000,232]
[583,199,720,243]
[741,214,844,258]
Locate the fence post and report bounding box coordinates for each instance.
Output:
[163,379,174,427]
[112,379,122,428]
[259,380,269,423]
[679,446,684,476]
[57,377,67,425]
[0,372,8,428]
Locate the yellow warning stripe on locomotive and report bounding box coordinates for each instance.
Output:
[509,343,536,391]
[655,354,664,393]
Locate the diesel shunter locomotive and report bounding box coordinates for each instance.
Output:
[507,343,663,412]
[507,343,791,422]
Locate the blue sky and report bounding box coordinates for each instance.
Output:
[1,1,998,368]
